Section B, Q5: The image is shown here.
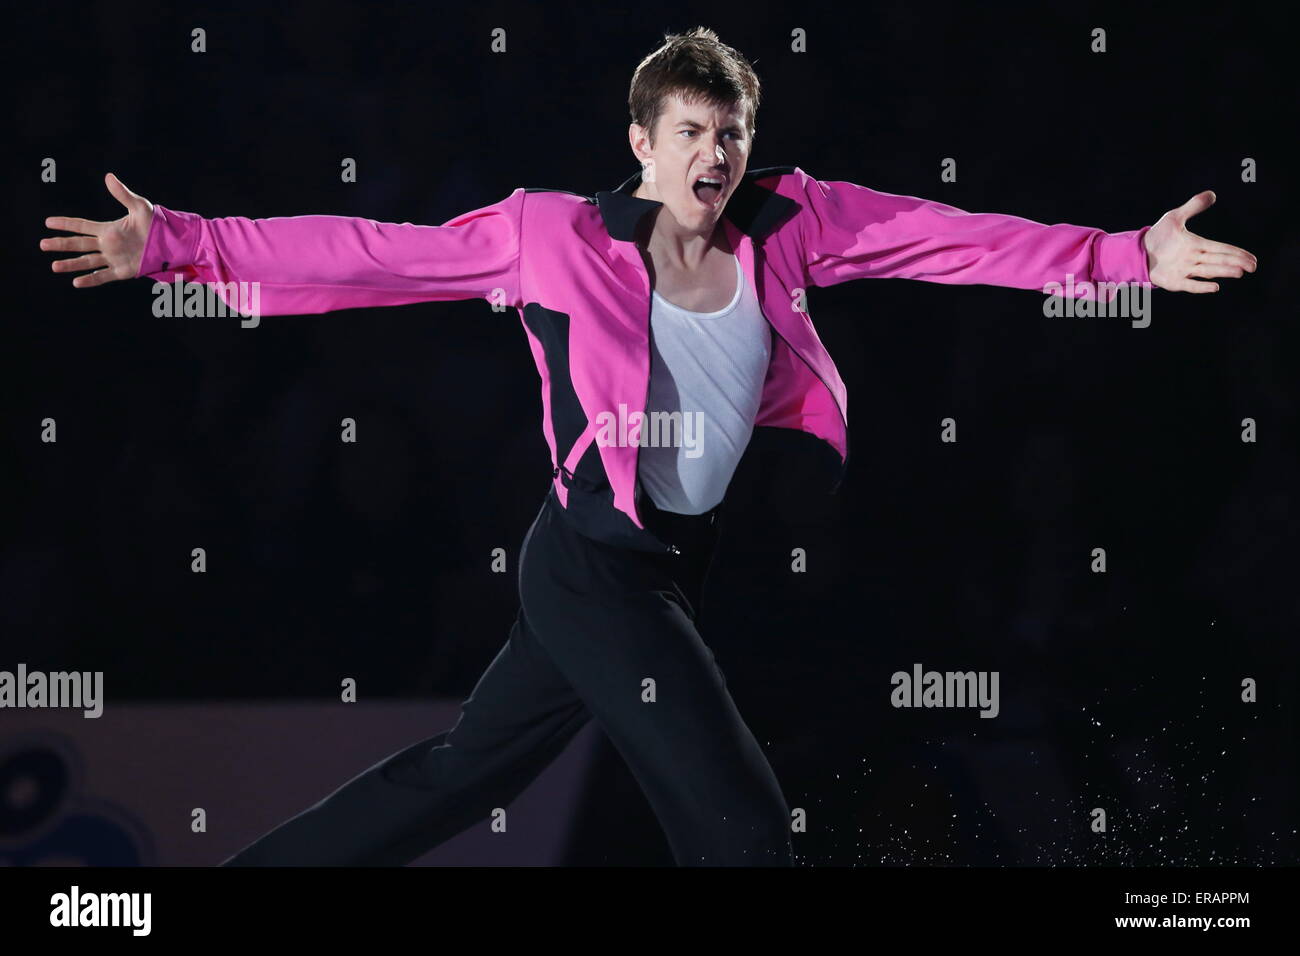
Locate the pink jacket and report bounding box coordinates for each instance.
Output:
[136,166,1152,551]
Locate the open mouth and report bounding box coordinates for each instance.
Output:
[691,175,726,208]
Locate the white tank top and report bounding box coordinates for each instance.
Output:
[637,254,772,515]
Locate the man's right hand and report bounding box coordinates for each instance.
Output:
[41,173,155,288]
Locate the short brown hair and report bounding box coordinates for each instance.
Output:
[628,27,761,147]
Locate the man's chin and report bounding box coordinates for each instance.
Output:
[663,196,728,234]
[692,200,728,225]
[690,190,727,217]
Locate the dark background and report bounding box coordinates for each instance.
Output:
[7,0,1297,865]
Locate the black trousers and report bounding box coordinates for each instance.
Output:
[221,486,793,866]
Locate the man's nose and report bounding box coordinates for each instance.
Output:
[701,140,727,166]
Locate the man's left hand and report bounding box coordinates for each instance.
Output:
[1143,191,1257,293]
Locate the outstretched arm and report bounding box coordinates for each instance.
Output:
[41,173,526,316]
[793,168,1255,298]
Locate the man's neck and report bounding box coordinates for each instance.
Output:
[632,186,726,268]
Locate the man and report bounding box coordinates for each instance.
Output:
[41,27,1256,866]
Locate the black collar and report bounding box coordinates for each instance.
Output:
[595,165,800,242]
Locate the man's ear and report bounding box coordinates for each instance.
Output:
[629,122,651,164]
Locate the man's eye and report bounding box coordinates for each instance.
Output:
[681,130,743,141]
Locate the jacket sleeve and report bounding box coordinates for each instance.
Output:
[794,168,1152,300]
[135,187,526,315]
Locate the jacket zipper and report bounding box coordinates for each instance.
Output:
[558,248,674,551]
[635,274,677,552]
